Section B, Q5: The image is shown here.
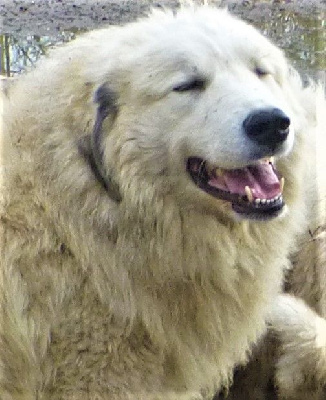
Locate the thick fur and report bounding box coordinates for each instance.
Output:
[219,84,326,400]
[0,6,325,400]
[271,103,326,399]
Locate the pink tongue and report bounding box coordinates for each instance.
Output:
[209,163,281,199]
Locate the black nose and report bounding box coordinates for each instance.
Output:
[243,107,290,147]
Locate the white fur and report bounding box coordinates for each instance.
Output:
[0,6,323,400]
[270,295,326,399]
[223,87,326,399]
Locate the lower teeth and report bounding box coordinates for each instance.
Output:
[253,195,282,206]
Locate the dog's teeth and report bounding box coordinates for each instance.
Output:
[280,177,285,193]
[261,157,274,164]
[204,162,213,174]
[245,186,254,203]
[254,196,282,206]
[215,168,224,177]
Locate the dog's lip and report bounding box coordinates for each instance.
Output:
[186,156,285,219]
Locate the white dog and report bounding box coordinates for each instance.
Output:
[1,5,325,400]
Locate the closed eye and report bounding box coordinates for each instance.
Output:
[254,66,270,78]
[173,78,206,92]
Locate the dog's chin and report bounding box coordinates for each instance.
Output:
[186,157,286,222]
[231,203,288,222]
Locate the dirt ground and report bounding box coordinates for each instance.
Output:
[1,0,325,36]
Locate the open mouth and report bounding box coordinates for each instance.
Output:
[187,156,285,220]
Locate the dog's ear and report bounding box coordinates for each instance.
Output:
[94,83,118,123]
[79,84,122,202]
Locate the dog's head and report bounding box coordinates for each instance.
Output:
[86,7,307,222]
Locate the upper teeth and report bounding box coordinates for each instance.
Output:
[245,186,254,203]
[280,177,285,192]
[209,156,275,176]
[215,168,224,177]
[261,156,274,164]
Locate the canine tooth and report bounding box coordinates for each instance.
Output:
[280,177,285,193]
[245,186,254,203]
[205,162,213,174]
[261,156,274,164]
[215,168,224,177]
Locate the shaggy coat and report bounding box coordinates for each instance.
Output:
[222,84,326,400]
[0,6,325,400]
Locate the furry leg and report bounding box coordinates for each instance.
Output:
[269,294,326,399]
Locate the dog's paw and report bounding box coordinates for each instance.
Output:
[270,294,326,399]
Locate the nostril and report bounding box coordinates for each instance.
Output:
[243,107,291,147]
[278,115,290,131]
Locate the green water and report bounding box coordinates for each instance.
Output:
[0,11,325,78]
